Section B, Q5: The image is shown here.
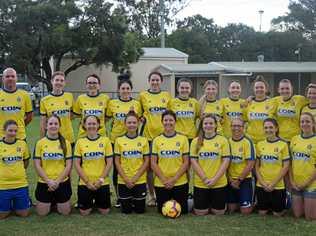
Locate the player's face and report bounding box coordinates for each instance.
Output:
[307,87,316,101]
[149,74,162,91]
[51,75,65,91]
[300,114,314,134]
[231,119,244,136]
[254,81,266,98]
[46,117,60,136]
[204,84,217,99]
[178,82,191,98]
[5,124,18,139]
[125,116,138,133]
[202,117,216,134]
[119,82,132,99]
[278,82,292,99]
[162,115,176,132]
[228,82,241,99]
[263,121,277,138]
[2,69,17,90]
[84,116,99,135]
[86,77,100,92]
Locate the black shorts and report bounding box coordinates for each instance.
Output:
[227,178,254,207]
[118,183,147,214]
[256,187,286,213]
[35,179,72,204]
[194,186,227,210]
[77,185,111,210]
[155,183,189,214]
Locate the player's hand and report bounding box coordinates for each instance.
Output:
[205,178,216,187]
[125,179,135,189]
[264,183,274,192]
[47,179,57,191]
[94,180,102,189]
[230,179,240,189]
[87,182,97,191]
[164,178,176,189]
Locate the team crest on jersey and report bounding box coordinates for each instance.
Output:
[65,101,69,106]
[116,105,120,109]
[214,143,219,147]
[99,143,104,148]
[265,106,270,110]
[3,149,6,152]
[99,102,103,106]
[16,147,21,152]
[240,103,245,109]
[274,147,279,153]
[239,147,243,152]
[84,103,87,106]
[176,142,180,147]
[161,99,166,103]
[17,97,21,102]
[307,144,312,150]
[216,106,220,111]
[189,103,193,107]
[1,99,4,102]
[137,142,142,147]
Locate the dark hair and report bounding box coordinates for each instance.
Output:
[117,69,131,81]
[252,75,269,96]
[118,79,133,90]
[161,110,177,122]
[176,78,192,91]
[51,71,65,80]
[263,118,279,137]
[148,71,163,82]
[3,120,18,131]
[125,110,139,123]
[196,114,217,152]
[82,115,101,131]
[46,115,67,157]
[86,74,101,84]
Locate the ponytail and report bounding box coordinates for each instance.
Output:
[58,132,67,157]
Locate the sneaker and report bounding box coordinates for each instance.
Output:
[115,199,121,208]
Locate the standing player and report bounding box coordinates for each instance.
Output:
[115,111,150,214]
[0,120,30,219]
[255,118,290,216]
[190,114,231,215]
[302,84,316,119]
[74,115,113,215]
[272,79,307,142]
[227,118,255,215]
[139,72,171,206]
[0,68,33,140]
[106,79,142,207]
[40,71,74,145]
[33,115,72,216]
[199,80,224,135]
[168,78,199,142]
[151,110,189,214]
[73,74,110,138]
[244,76,275,144]
[220,81,246,137]
[290,112,316,220]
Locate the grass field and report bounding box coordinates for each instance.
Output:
[0,116,315,236]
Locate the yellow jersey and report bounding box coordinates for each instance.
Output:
[301,104,316,120]
[290,134,316,191]
[228,136,255,179]
[0,139,30,190]
[201,99,224,135]
[152,133,189,187]
[244,99,275,144]
[139,90,171,141]
[40,92,74,143]
[106,98,142,143]
[114,135,149,185]
[190,135,231,189]
[256,139,290,189]
[73,93,110,138]
[33,136,72,183]
[168,97,200,139]
[74,136,113,186]
[272,95,307,142]
[220,97,246,137]
[0,89,33,139]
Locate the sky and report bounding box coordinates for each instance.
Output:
[174,0,290,31]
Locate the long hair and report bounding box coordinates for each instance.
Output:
[263,118,279,137]
[196,114,217,153]
[300,112,316,134]
[252,75,270,97]
[199,80,218,117]
[3,119,18,131]
[46,115,67,157]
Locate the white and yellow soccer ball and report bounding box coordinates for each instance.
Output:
[162,200,181,218]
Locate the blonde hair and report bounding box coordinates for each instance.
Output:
[252,75,269,96]
[300,112,316,133]
[199,80,218,117]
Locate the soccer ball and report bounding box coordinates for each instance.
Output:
[162,200,181,218]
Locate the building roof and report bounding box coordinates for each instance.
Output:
[142,48,188,59]
[155,63,224,75]
[209,61,316,73]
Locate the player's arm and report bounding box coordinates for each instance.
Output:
[255,158,267,187]
[115,154,133,186]
[238,159,255,181]
[211,157,230,183]
[151,154,167,183]
[33,159,50,183]
[55,159,72,185]
[74,157,90,184]
[170,154,189,183]
[23,159,29,169]
[190,157,208,181]
[131,155,150,184]
[269,160,290,189]
[40,115,47,138]
[24,111,33,126]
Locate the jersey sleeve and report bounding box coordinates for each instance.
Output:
[24,92,33,113]
[106,100,113,117]
[182,136,189,155]
[114,138,120,156]
[73,96,82,116]
[195,100,201,119]
[255,143,261,159]
[151,138,158,156]
[104,138,113,158]
[189,138,198,158]
[281,142,291,162]
[33,141,42,159]
[39,98,47,116]
[65,141,72,160]
[221,137,231,158]
[23,142,30,160]
[73,140,82,159]
[143,138,150,156]
[245,138,255,160]
[136,100,143,117]
[311,142,316,166]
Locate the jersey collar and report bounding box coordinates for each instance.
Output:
[87,134,100,141]
[266,137,280,143]
[282,95,293,102]
[229,97,239,102]
[50,91,64,97]
[300,133,315,139]
[206,99,217,103]
[204,133,217,140]
[119,97,132,102]
[148,89,161,94]
[163,132,177,138]
[87,91,100,98]
[254,97,267,102]
[177,96,189,101]
[2,138,17,145]
[125,133,138,139]
[46,135,59,141]
[2,87,17,93]
[232,135,244,142]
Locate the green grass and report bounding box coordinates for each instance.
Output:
[0,116,315,235]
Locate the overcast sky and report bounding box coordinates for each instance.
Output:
[174,0,290,31]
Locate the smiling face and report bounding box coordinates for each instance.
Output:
[5,123,18,139]
[149,74,162,91]
[86,76,100,93]
[178,81,191,99]
[307,86,316,102]
[278,81,292,100]
[254,81,267,99]
[119,82,132,99]
[300,113,314,135]
[202,116,217,135]
[2,68,17,90]
[125,115,138,133]
[84,116,100,136]
[204,83,218,100]
[51,74,65,91]
[228,81,241,99]
[162,114,176,133]
[263,120,278,139]
[231,118,244,138]
[46,116,60,136]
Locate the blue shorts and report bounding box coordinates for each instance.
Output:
[292,188,316,199]
[227,178,253,208]
[0,187,30,212]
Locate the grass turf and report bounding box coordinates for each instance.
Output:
[0,116,315,235]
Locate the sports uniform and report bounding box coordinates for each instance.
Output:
[201,99,224,135]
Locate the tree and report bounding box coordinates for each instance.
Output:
[0,0,143,90]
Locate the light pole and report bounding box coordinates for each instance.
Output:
[259,10,264,32]
[160,0,165,48]
[295,44,302,94]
